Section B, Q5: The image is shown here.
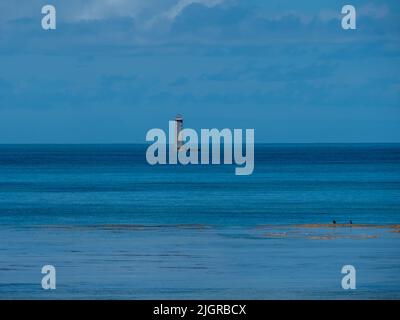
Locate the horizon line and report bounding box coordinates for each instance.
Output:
[1,142,400,145]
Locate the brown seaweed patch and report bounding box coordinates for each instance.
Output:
[293,224,400,229]
[307,234,378,240]
[261,232,378,240]
[263,232,288,238]
[257,224,400,230]
[307,235,337,240]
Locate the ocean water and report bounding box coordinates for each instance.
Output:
[0,144,399,299]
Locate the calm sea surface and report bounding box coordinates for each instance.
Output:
[0,144,399,299]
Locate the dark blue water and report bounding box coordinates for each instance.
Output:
[1,144,399,299]
[1,144,399,226]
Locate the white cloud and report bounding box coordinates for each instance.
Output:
[144,0,225,30]
[66,0,162,21]
[165,0,225,20]
[64,0,225,24]
[0,0,179,23]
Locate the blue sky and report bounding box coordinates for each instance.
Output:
[0,0,399,143]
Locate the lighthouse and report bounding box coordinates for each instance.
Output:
[175,114,184,150]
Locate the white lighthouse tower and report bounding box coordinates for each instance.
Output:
[174,114,184,151]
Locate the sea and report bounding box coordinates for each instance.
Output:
[0,144,399,299]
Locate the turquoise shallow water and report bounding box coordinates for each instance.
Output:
[0,144,399,298]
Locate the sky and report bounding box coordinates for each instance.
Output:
[0,0,399,143]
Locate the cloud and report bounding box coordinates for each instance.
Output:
[166,0,225,20]
[0,0,226,26]
[64,0,226,23]
[0,0,168,23]
[143,0,225,31]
